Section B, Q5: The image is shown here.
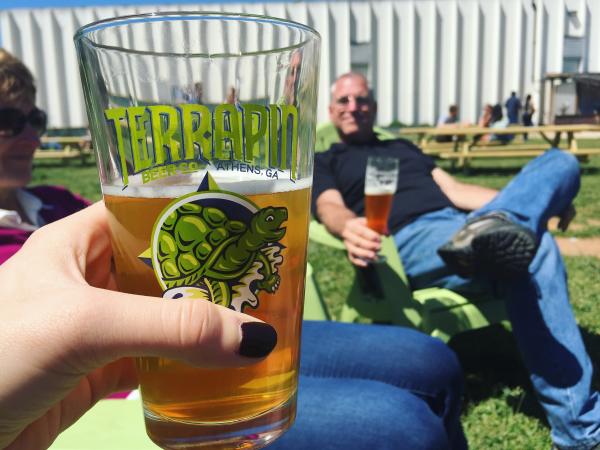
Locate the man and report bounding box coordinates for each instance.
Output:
[313,72,600,450]
[505,91,522,124]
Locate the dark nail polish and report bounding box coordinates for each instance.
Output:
[239,322,277,358]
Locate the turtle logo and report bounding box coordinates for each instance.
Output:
[139,174,287,312]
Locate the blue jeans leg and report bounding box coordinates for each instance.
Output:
[472,149,580,237]
[506,233,600,449]
[395,150,600,449]
[271,321,467,450]
[273,376,450,450]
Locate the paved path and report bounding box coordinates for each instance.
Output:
[555,236,600,259]
[547,217,600,259]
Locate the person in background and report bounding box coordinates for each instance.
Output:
[489,103,513,143]
[522,94,535,140]
[0,48,88,264]
[435,104,460,143]
[313,71,600,450]
[0,203,467,450]
[473,103,493,142]
[475,103,500,143]
[477,103,493,128]
[476,103,512,144]
[505,91,522,124]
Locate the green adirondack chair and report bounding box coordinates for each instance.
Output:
[305,122,508,342]
[303,222,509,343]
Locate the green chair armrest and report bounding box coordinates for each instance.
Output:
[315,122,341,153]
[308,221,347,250]
[412,288,510,343]
[373,126,398,140]
[308,220,419,326]
[303,262,331,321]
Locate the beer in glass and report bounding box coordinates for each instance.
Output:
[75,12,320,449]
[364,156,399,235]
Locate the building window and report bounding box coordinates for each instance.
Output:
[563,57,581,73]
[350,42,371,80]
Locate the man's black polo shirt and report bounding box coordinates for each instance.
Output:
[312,138,453,233]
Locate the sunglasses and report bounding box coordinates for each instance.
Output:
[335,95,371,106]
[0,107,47,138]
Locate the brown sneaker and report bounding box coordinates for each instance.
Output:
[437,213,538,280]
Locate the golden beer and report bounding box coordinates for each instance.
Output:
[104,181,311,446]
[365,192,393,235]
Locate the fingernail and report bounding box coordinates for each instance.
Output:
[238,322,277,358]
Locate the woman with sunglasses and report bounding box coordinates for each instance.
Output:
[0,49,89,265]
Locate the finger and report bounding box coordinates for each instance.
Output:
[347,220,382,242]
[70,287,278,371]
[22,202,111,279]
[27,201,109,247]
[344,241,377,261]
[21,202,118,288]
[348,253,369,267]
[343,226,382,249]
[342,229,381,251]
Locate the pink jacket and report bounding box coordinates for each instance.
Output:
[0,186,90,265]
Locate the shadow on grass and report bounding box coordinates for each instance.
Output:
[441,163,600,177]
[436,153,600,177]
[450,325,547,424]
[443,165,525,177]
[581,166,600,176]
[451,324,600,425]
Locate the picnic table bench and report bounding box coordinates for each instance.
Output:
[35,135,93,163]
[399,124,600,169]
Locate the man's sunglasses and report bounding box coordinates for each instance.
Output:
[335,95,371,106]
[0,107,47,138]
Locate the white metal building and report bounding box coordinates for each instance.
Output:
[1,0,598,129]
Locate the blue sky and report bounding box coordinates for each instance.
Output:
[0,0,284,9]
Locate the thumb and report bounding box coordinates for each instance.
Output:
[72,286,277,370]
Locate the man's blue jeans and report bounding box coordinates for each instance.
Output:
[271,321,467,450]
[394,149,600,450]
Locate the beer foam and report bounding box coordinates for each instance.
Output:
[364,186,395,195]
[102,169,312,198]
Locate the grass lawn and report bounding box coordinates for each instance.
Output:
[31,158,102,201]
[31,150,600,450]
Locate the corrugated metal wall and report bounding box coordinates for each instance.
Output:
[1,0,599,129]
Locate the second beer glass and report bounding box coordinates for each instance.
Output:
[364,156,399,235]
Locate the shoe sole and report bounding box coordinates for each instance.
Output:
[438,225,537,280]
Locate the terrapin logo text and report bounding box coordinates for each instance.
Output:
[104,103,299,186]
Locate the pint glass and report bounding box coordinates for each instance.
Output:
[75,12,320,449]
[364,156,399,235]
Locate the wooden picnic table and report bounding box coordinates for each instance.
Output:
[35,135,92,163]
[399,124,600,169]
